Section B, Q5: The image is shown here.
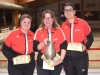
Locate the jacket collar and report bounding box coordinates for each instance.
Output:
[18,28,32,36]
[65,16,78,26]
[43,26,55,33]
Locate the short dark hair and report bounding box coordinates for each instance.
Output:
[64,2,75,10]
[20,14,32,23]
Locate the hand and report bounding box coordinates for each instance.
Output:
[38,38,48,50]
[53,59,63,66]
[82,44,86,52]
[44,38,48,45]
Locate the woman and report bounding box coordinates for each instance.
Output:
[33,10,67,75]
[61,2,94,75]
[2,14,35,75]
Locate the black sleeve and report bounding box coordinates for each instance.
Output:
[85,31,94,49]
[33,40,39,52]
[60,40,68,50]
[2,42,14,61]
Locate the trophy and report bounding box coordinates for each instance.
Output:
[41,29,60,67]
[44,41,56,60]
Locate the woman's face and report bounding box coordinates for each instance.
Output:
[43,13,54,28]
[20,18,31,31]
[64,6,76,19]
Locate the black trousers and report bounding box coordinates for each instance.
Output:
[37,63,62,75]
[63,55,89,75]
[8,62,35,75]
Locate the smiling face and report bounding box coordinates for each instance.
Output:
[43,13,54,29]
[64,6,76,20]
[20,18,31,32]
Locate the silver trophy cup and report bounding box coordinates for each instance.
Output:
[44,41,56,60]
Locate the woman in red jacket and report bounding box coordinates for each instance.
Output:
[33,10,67,75]
[61,2,94,75]
[2,14,35,75]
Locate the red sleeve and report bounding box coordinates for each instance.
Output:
[34,29,39,41]
[59,28,66,43]
[84,21,91,36]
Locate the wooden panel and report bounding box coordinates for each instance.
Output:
[29,0,61,8]
[17,0,35,4]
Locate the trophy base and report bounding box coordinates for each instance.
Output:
[41,53,60,67]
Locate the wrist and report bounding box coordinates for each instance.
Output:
[60,59,63,63]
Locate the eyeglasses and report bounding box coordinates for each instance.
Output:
[44,17,52,20]
[64,9,74,13]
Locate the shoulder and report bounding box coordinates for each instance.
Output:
[77,18,89,27]
[56,27,66,39]
[34,28,43,40]
[34,27,43,36]
[36,27,42,31]
[4,29,19,40]
[61,22,66,26]
[35,27,43,33]
[56,27,64,33]
[7,29,19,37]
[77,18,88,24]
[56,27,62,30]
[28,30,34,36]
[77,18,90,29]
[61,22,67,29]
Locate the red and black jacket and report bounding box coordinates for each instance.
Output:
[2,28,35,68]
[61,16,94,58]
[33,27,67,67]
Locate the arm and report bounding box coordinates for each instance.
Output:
[2,42,14,61]
[33,40,45,51]
[33,40,39,51]
[60,41,67,62]
[37,38,48,50]
[33,29,48,51]
[33,38,48,51]
[54,41,67,66]
[83,21,94,50]
[85,31,94,49]
[59,28,67,62]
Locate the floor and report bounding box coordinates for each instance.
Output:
[0,70,100,75]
